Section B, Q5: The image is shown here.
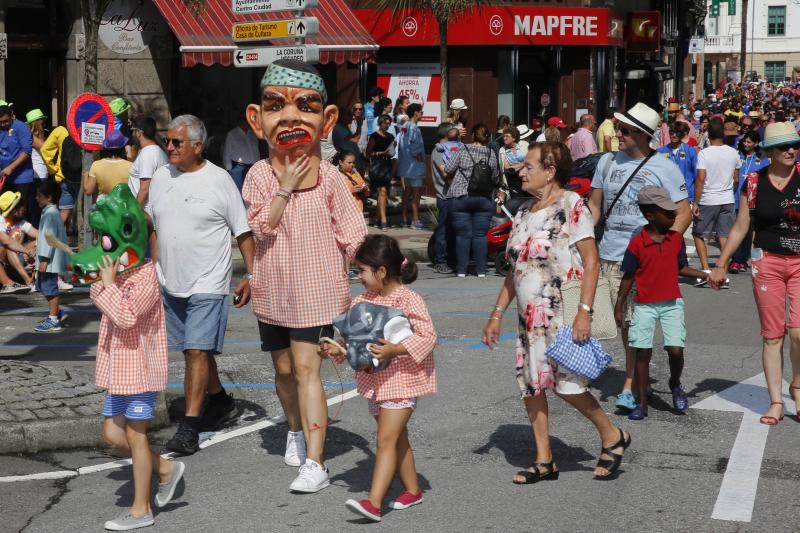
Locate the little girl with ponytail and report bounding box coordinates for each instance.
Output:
[321,234,436,522]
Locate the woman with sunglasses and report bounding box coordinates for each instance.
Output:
[710,122,800,426]
[366,115,395,230]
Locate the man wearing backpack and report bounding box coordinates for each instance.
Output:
[587,102,692,412]
[444,124,500,277]
[397,103,427,229]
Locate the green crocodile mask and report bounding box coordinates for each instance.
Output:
[69,184,148,284]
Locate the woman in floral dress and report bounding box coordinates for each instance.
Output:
[483,142,631,482]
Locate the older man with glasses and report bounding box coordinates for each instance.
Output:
[588,102,692,414]
[148,114,255,455]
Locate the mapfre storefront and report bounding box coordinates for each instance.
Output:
[355,6,624,130]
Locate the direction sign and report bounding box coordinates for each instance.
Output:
[232,0,318,15]
[233,44,320,67]
[66,93,114,151]
[232,17,318,42]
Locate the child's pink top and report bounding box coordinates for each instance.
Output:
[90,260,168,395]
[353,285,437,401]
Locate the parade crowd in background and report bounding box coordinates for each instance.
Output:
[2,65,800,530]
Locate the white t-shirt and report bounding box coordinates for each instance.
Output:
[697,145,741,205]
[148,160,251,297]
[128,144,168,208]
[31,149,48,181]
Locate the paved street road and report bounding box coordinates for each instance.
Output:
[1,265,797,532]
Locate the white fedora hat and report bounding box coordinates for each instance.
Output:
[615,102,660,138]
[761,121,800,149]
[516,124,533,140]
[449,98,468,110]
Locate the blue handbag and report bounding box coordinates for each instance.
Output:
[544,325,612,380]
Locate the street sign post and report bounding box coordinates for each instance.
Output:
[232,17,318,42]
[66,93,114,151]
[231,0,318,15]
[233,44,320,67]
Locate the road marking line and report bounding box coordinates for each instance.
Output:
[711,412,768,523]
[0,389,359,483]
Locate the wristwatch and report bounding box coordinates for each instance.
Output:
[244,273,253,281]
[578,303,594,315]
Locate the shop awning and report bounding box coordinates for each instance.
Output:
[153,0,378,67]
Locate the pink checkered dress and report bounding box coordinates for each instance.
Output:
[91,261,168,395]
[243,159,367,327]
[352,286,437,401]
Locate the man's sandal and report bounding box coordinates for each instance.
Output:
[759,401,785,426]
[790,385,800,418]
[513,461,559,484]
[593,428,632,480]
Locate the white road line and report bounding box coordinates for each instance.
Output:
[0,389,360,483]
[711,412,769,523]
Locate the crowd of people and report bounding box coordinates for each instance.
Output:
[3,65,800,530]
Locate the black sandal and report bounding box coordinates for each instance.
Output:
[594,428,631,480]
[513,460,559,484]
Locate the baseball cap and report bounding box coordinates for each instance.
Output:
[638,186,677,210]
[547,116,567,128]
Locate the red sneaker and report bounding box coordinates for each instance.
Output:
[345,499,381,522]
[388,490,424,510]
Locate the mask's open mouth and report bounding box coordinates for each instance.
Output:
[276,128,311,148]
[71,245,140,284]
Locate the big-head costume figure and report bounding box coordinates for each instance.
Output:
[246,59,338,187]
[242,59,367,492]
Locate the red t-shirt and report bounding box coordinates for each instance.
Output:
[621,228,688,304]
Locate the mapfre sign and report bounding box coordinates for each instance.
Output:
[354,7,624,47]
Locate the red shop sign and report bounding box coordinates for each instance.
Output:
[626,11,661,52]
[354,7,624,47]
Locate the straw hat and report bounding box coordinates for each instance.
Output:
[449,98,468,110]
[0,191,21,217]
[516,124,533,140]
[25,108,47,124]
[760,121,800,149]
[109,97,130,116]
[614,102,660,138]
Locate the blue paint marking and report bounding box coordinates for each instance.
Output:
[166,382,355,390]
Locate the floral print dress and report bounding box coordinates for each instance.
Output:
[506,191,595,397]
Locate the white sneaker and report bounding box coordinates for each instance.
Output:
[58,278,73,291]
[28,283,37,293]
[284,430,306,467]
[289,459,329,493]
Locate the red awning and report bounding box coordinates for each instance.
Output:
[153,0,378,67]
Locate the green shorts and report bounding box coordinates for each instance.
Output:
[628,299,686,349]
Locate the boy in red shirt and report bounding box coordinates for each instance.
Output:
[615,186,709,420]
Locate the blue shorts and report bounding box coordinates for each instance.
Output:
[35,272,59,297]
[102,392,158,420]
[403,176,424,188]
[161,291,229,355]
[628,299,686,349]
[58,182,75,210]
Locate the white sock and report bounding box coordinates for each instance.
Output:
[49,315,58,322]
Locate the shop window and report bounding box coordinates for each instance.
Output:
[765,61,786,83]
[767,6,785,36]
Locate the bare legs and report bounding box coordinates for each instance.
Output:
[182,349,223,418]
[271,348,302,432]
[621,326,636,392]
[516,390,628,480]
[102,417,172,518]
[368,408,420,508]
[377,186,388,226]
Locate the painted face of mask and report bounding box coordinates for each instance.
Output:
[332,302,413,372]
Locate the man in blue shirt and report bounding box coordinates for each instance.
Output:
[0,105,34,199]
[364,87,382,137]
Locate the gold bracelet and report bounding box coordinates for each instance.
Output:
[488,316,501,321]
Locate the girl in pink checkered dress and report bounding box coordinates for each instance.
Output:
[91,255,185,531]
[321,235,436,523]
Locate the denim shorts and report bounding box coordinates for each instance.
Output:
[58,182,75,210]
[102,392,158,420]
[628,298,686,349]
[35,272,59,297]
[161,291,229,355]
[403,176,424,188]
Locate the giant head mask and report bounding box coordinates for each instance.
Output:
[69,184,148,283]
[246,59,338,162]
[329,302,413,372]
